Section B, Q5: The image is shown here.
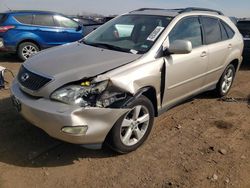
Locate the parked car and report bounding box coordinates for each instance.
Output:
[237,19,250,60]
[11,8,243,153]
[72,17,102,36]
[0,10,84,61]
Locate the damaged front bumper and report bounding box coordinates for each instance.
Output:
[10,82,129,147]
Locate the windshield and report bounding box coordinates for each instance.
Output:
[82,14,172,54]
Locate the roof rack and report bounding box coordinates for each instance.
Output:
[130,8,166,12]
[178,7,224,15]
[130,7,224,16]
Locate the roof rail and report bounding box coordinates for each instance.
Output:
[178,7,224,15]
[130,8,166,12]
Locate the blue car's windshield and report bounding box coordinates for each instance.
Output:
[82,14,172,54]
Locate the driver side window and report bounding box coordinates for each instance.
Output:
[169,17,202,48]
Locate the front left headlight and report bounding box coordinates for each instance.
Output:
[51,80,109,106]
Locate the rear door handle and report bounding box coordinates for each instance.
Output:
[200,51,207,57]
[228,44,232,49]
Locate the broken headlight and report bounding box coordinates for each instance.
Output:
[51,80,127,108]
[51,80,109,106]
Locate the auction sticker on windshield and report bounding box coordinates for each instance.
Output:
[147,26,165,41]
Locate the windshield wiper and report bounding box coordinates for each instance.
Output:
[80,40,130,53]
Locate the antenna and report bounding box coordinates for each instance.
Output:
[3,3,12,11]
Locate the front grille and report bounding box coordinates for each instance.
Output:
[17,66,52,91]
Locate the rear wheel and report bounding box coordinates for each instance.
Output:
[107,96,154,154]
[18,42,39,61]
[216,64,235,97]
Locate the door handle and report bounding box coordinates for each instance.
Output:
[228,44,232,49]
[200,51,207,57]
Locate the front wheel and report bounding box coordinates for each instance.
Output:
[18,42,39,61]
[216,64,236,97]
[107,96,155,154]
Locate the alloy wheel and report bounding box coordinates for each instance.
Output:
[22,45,38,60]
[120,105,150,146]
[221,68,234,94]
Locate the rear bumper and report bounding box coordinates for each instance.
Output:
[11,81,129,145]
[0,38,16,52]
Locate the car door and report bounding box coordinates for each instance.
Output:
[33,14,65,47]
[201,16,233,86]
[54,15,84,42]
[162,16,208,108]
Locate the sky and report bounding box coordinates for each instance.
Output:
[0,0,249,18]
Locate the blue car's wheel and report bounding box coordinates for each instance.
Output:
[18,42,39,61]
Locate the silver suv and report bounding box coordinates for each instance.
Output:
[11,8,243,153]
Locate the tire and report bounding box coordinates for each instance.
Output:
[18,42,39,61]
[106,95,155,154]
[216,64,236,97]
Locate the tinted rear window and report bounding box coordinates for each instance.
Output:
[14,15,33,24]
[33,14,55,27]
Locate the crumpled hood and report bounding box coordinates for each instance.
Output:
[21,42,141,97]
[24,42,141,80]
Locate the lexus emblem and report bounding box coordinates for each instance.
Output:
[21,73,30,82]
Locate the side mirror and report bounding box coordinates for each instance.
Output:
[76,25,82,31]
[163,40,192,55]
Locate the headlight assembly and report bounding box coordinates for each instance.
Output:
[51,80,109,106]
[51,80,128,108]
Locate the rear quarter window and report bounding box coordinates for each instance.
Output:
[220,23,228,41]
[54,15,78,28]
[14,15,33,24]
[219,20,236,41]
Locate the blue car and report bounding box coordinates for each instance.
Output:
[0,10,84,60]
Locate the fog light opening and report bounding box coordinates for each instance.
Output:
[61,126,88,135]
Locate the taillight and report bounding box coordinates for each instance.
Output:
[0,26,15,33]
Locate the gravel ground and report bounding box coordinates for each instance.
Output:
[0,53,249,188]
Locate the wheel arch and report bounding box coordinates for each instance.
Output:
[140,86,158,117]
[229,59,240,71]
[17,39,41,51]
[120,86,159,117]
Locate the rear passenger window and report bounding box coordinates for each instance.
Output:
[169,17,202,48]
[202,17,221,44]
[222,22,235,39]
[33,15,55,27]
[14,15,33,24]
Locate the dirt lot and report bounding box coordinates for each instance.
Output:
[0,53,249,188]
